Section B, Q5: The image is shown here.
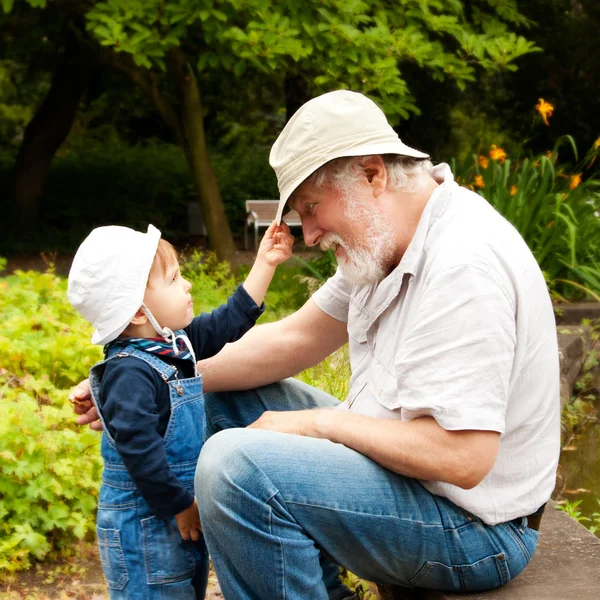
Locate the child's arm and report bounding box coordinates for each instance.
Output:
[242,220,294,307]
[185,221,293,359]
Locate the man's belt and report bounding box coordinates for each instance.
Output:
[513,502,546,531]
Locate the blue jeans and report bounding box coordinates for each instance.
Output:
[195,379,538,600]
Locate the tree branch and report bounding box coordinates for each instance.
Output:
[96,46,185,148]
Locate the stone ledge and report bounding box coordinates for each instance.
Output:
[557,326,588,407]
[555,302,600,325]
[377,501,600,599]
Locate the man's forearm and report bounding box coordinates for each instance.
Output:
[197,321,304,391]
[312,410,500,489]
[197,298,348,393]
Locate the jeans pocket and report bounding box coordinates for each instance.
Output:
[410,553,509,592]
[141,515,196,585]
[97,526,129,591]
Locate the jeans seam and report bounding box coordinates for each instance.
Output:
[504,522,532,562]
[285,500,442,527]
[266,495,286,600]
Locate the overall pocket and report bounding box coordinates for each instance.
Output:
[410,552,510,592]
[96,526,129,591]
[141,515,196,585]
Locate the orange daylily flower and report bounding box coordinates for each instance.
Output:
[478,155,489,169]
[594,137,600,151]
[535,98,554,126]
[473,175,485,188]
[546,150,553,158]
[510,185,518,196]
[489,144,507,164]
[569,173,582,190]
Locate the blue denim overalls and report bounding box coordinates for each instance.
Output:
[89,342,208,599]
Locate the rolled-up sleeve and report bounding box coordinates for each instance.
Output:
[393,264,516,433]
[311,268,353,323]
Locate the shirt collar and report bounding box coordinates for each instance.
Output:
[350,163,456,328]
[396,162,454,277]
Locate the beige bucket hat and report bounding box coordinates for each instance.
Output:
[269,90,429,224]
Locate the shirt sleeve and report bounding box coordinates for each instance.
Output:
[99,358,194,519]
[311,268,353,323]
[185,284,265,360]
[393,264,516,433]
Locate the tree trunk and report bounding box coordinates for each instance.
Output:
[166,49,236,264]
[12,23,90,225]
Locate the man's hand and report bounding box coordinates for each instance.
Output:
[69,379,103,431]
[247,408,332,438]
[175,498,202,541]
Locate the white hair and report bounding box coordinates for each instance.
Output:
[304,154,434,198]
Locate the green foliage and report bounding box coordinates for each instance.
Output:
[555,497,600,535]
[454,136,600,299]
[80,0,538,123]
[0,268,104,573]
[181,250,237,313]
[556,498,588,521]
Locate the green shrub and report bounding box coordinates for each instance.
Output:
[0,268,103,574]
[453,136,600,299]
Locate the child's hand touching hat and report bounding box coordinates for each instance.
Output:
[258,221,294,267]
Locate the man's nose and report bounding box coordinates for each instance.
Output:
[302,221,323,247]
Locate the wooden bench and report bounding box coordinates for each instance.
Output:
[244,199,302,250]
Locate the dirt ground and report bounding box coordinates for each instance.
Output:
[0,543,223,599]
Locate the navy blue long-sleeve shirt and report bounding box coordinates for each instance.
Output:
[98,284,264,519]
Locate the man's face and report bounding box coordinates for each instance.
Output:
[293,182,396,285]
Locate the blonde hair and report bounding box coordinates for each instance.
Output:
[148,238,179,285]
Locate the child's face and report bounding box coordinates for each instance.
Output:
[144,260,194,332]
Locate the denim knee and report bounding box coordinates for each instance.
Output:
[195,429,281,519]
[196,430,248,508]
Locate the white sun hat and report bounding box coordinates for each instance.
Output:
[68,224,161,345]
[270,90,429,224]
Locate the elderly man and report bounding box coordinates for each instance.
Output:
[74,91,560,599]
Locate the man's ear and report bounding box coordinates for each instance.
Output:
[360,155,387,198]
[129,308,148,326]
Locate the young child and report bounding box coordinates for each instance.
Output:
[67,222,293,599]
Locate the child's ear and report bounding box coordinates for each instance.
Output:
[129,308,148,325]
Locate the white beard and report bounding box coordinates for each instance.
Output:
[320,197,396,285]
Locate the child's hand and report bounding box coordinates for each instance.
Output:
[175,498,202,541]
[258,221,294,267]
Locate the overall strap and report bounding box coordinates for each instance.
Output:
[104,343,178,382]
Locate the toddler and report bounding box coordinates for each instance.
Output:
[68,222,293,599]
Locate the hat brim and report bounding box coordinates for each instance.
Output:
[275,141,429,225]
